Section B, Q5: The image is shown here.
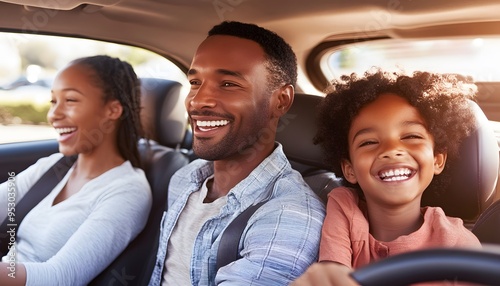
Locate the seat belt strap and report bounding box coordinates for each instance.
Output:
[0,155,77,255]
[216,200,267,271]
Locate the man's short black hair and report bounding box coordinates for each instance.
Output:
[208,21,297,89]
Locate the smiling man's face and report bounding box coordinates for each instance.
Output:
[185,35,275,161]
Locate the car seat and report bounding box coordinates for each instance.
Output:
[277,93,499,240]
[472,200,500,244]
[139,77,189,150]
[275,93,343,202]
[421,101,499,224]
[89,78,189,285]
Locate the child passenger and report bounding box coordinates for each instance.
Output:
[293,69,481,286]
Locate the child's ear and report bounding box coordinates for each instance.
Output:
[434,152,447,175]
[341,159,358,184]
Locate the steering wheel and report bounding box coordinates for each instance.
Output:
[350,247,500,286]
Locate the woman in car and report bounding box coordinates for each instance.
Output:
[0,55,152,286]
[292,69,482,286]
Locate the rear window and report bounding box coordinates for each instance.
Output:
[321,36,500,143]
[323,37,500,82]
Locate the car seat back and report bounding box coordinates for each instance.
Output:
[472,200,500,244]
[139,77,188,149]
[276,93,342,202]
[421,101,499,223]
[89,78,189,285]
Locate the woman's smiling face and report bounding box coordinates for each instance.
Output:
[48,63,120,156]
[341,93,447,208]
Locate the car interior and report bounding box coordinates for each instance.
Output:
[1,0,500,284]
[96,87,500,285]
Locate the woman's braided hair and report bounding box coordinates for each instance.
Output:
[71,55,143,167]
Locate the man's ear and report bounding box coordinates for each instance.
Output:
[434,152,447,175]
[341,159,357,184]
[107,99,123,120]
[273,84,294,117]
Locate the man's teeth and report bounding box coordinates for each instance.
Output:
[380,168,412,181]
[55,127,77,135]
[196,120,229,127]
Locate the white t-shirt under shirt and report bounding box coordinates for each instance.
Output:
[0,153,152,286]
[163,176,227,285]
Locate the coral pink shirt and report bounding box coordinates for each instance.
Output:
[319,187,481,268]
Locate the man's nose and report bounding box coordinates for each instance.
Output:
[188,83,217,110]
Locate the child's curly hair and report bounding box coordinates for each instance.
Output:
[314,69,477,194]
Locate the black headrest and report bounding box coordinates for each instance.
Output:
[422,101,499,222]
[276,93,326,170]
[277,94,499,222]
[140,78,187,148]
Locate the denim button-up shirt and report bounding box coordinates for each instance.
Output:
[148,144,325,286]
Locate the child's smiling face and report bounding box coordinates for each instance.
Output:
[341,93,447,208]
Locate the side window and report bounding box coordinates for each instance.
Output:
[0,32,187,144]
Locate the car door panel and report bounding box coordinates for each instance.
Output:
[0,140,58,183]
